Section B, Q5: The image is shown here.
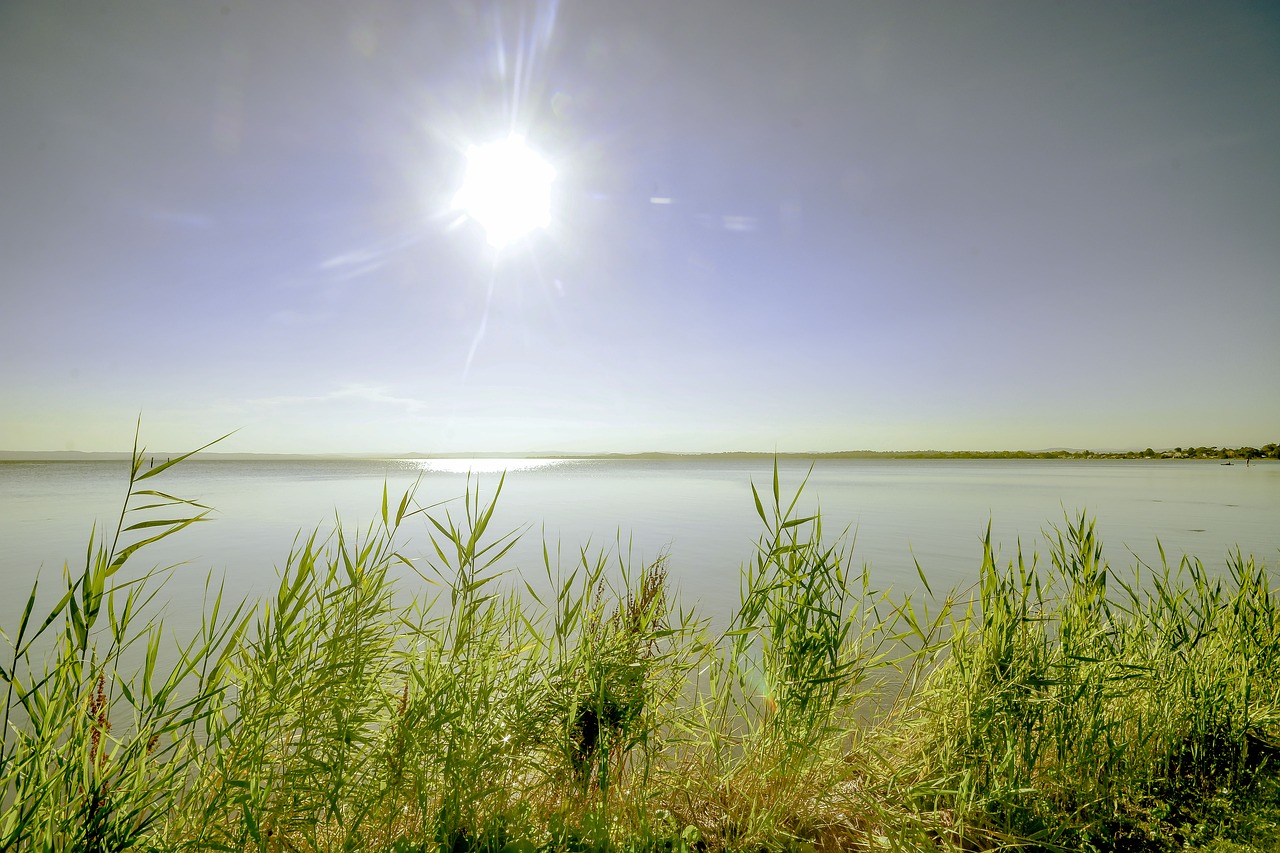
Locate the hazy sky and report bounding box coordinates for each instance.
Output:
[2,1,1277,454]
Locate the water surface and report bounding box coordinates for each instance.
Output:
[2,458,1278,630]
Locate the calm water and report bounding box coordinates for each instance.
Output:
[2,458,1279,630]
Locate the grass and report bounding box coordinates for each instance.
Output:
[4,432,1280,852]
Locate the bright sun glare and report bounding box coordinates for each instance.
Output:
[452,137,554,248]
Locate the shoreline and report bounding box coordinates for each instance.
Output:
[2,447,1277,463]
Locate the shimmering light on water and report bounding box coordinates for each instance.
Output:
[393,458,575,474]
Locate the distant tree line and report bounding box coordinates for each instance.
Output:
[1156,444,1279,460]
[566,445,1280,462]
[916,444,1280,461]
[816,444,1280,461]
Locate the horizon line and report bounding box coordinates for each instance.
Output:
[2,443,1274,462]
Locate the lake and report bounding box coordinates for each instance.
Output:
[2,457,1278,631]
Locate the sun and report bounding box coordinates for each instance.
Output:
[452,136,555,249]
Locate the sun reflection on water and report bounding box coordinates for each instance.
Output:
[391,457,576,474]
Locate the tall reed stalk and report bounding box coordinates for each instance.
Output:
[0,426,244,851]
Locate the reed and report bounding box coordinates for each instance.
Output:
[3,432,1279,852]
[900,517,1280,850]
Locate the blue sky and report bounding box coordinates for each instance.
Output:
[2,1,1278,454]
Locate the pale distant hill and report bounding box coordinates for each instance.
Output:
[0,451,345,462]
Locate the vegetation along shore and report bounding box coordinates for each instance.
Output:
[4,435,1280,852]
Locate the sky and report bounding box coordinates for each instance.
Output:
[1,1,1278,455]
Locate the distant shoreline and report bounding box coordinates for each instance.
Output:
[2,445,1275,463]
